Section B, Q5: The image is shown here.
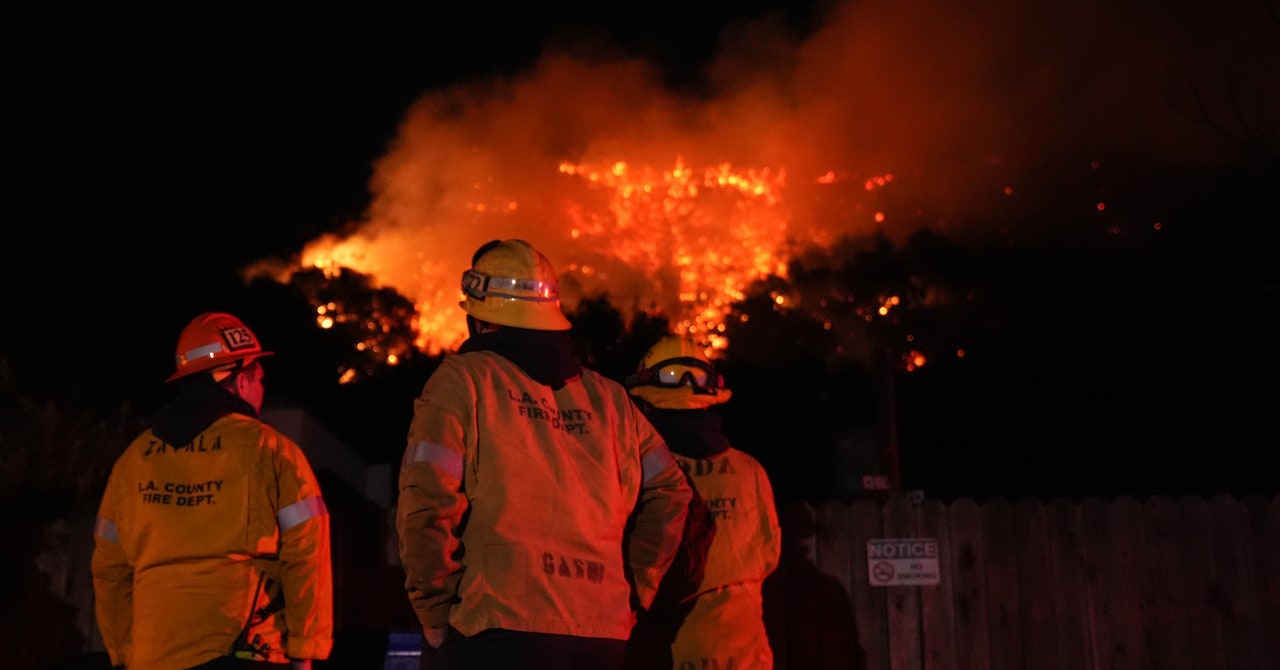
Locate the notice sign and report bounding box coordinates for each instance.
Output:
[866,538,941,587]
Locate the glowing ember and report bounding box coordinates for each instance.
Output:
[903,349,927,372]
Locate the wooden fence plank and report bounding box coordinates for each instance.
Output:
[885,495,923,670]
[1045,498,1089,670]
[1176,495,1227,670]
[1140,496,1193,670]
[854,499,888,670]
[982,498,1022,670]
[1081,497,1116,670]
[816,500,861,669]
[1209,494,1268,670]
[1082,496,1152,670]
[948,498,990,670]
[1246,494,1280,667]
[1110,496,1152,670]
[1013,498,1057,670]
[918,499,956,670]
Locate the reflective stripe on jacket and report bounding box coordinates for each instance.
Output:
[397,350,691,640]
[91,414,333,669]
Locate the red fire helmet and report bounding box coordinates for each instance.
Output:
[166,312,273,382]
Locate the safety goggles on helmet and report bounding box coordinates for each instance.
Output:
[627,357,726,395]
[461,269,560,303]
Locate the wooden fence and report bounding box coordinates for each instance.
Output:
[763,494,1280,670]
[20,493,1280,669]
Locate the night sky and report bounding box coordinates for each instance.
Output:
[5,2,1279,501]
[5,1,820,395]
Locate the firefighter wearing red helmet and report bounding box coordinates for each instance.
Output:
[624,335,781,670]
[92,312,333,669]
[396,239,692,669]
[164,311,274,382]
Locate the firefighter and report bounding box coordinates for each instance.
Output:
[396,239,692,669]
[92,312,333,669]
[623,335,782,670]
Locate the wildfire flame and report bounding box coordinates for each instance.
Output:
[252,156,820,358]
[556,158,792,351]
[244,0,1194,379]
[235,12,998,381]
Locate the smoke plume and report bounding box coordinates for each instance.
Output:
[254,0,1278,351]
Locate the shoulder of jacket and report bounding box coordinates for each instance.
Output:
[577,367,623,391]
[439,349,506,371]
[727,446,765,466]
[222,413,299,447]
[219,412,269,429]
[430,351,504,385]
[117,429,157,463]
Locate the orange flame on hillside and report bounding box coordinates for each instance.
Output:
[237,0,1265,385]
[555,158,792,350]
[252,157,831,358]
[236,7,992,382]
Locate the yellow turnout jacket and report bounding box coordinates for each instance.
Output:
[669,447,781,669]
[92,413,333,668]
[397,350,692,640]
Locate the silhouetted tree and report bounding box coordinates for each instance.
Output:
[568,294,671,383]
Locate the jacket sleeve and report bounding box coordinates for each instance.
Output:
[625,408,693,611]
[274,435,334,660]
[396,361,471,630]
[91,467,133,668]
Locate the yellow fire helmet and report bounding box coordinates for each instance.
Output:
[166,312,273,382]
[626,335,732,409]
[459,239,572,331]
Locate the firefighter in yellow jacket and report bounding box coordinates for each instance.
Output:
[92,312,333,670]
[624,336,782,670]
[396,239,692,669]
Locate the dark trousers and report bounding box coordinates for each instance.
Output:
[421,627,626,670]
